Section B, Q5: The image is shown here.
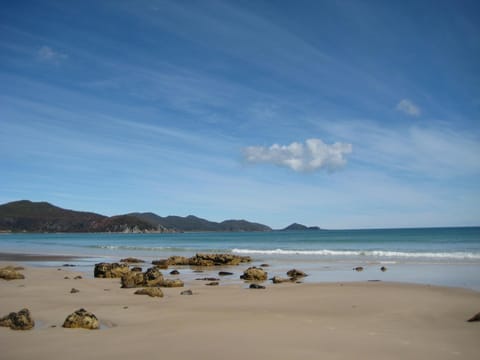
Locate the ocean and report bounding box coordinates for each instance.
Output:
[1,227,479,290]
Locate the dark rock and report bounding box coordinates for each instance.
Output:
[64,276,70,279]
[62,264,76,267]
[249,284,266,289]
[218,271,233,276]
[0,266,25,280]
[120,257,145,263]
[240,267,268,281]
[260,264,270,267]
[134,288,164,297]
[144,267,164,287]
[131,266,143,272]
[94,262,130,278]
[196,277,220,281]
[121,267,164,288]
[160,279,184,288]
[193,270,204,273]
[467,312,480,322]
[70,288,80,293]
[0,308,34,330]
[206,281,219,286]
[74,275,82,280]
[170,270,180,275]
[353,266,364,272]
[181,289,193,295]
[63,308,99,329]
[286,269,307,278]
[380,266,387,272]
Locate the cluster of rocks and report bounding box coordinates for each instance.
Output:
[94,262,184,288]
[0,266,25,280]
[271,269,308,284]
[0,308,34,330]
[152,253,251,268]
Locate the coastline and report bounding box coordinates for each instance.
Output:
[1,263,480,359]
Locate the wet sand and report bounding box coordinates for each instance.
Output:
[0,252,83,262]
[1,263,479,360]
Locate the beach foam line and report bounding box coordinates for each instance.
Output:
[231,248,480,259]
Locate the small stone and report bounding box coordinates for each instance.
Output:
[70,288,80,293]
[286,269,307,278]
[218,271,233,276]
[63,264,76,267]
[170,270,180,275]
[193,270,203,273]
[260,264,270,267]
[134,288,164,297]
[271,276,292,284]
[353,266,364,272]
[249,284,266,289]
[196,277,220,281]
[64,276,70,279]
[206,281,219,286]
[123,306,128,309]
[467,312,480,322]
[0,308,35,330]
[63,308,99,330]
[74,275,82,280]
[181,289,193,295]
[380,266,387,272]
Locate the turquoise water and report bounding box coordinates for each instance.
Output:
[1,227,479,290]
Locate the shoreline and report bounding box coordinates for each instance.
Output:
[1,265,479,360]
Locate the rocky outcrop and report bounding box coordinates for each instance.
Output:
[0,309,34,330]
[240,267,268,281]
[121,267,164,288]
[0,266,25,280]
[160,279,184,288]
[94,262,130,278]
[134,288,164,297]
[152,253,251,268]
[286,269,307,279]
[63,308,99,329]
[120,257,145,263]
[181,289,193,295]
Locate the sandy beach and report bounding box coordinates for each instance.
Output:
[1,260,479,360]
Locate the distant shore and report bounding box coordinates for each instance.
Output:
[1,263,479,360]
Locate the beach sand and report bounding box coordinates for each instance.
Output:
[1,262,479,360]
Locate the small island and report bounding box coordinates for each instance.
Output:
[281,223,322,231]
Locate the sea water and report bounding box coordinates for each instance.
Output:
[1,227,479,290]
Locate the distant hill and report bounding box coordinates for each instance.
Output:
[282,223,321,231]
[0,200,272,233]
[129,212,272,232]
[0,200,157,233]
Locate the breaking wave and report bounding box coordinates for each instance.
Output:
[231,248,480,260]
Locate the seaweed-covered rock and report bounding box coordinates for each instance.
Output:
[94,262,130,278]
[121,267,164,288]
[0,308,34,330]
[63,308,99,329]
[120,257,145,263]
[134,288,164,297]
[160,279,184,288]
[0,266,25,280]
[153,253,251,267]
[240,267,268,281]
[181,289,193,295]
[271,276,292,284]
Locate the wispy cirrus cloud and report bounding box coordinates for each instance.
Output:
[243,138,352,173]
[37,45,68,64]
[396,99,421,116]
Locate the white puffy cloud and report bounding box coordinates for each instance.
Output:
[243,138,352,172]
[396,99,421,116]
[37,46,68,64]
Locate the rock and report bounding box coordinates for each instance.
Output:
[0,308,34,330]
[218,271,233,276]
[70,288,80,293]
[193,270,203,273]
[131,266,143,272]
[271,276,292,284]
[353,266,364,272]
[286,269,307,278]
[0,266,25,280]
[160,279,184,288]
[240,267,268,281]
[154,253,251,267]
[249,284,266,289]
[120,257,145,263]
[196,277,220,281]
[64,276,70,279]
[260,263,270,267]
[380,266,387,272]
[134,288,164,297]
[74,275,82,280]
[121,267,164,288]
[467,312,480,322]
[94,262,130,278]
[62,264,76,267]
[170,270,180,275]
[151,259,169,269]
[206,281,219,286]
[181,289,193,295]
[63,308,99,330]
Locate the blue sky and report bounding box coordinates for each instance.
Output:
[1,0,479,229]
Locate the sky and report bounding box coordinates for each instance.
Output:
[1,0,479,229]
